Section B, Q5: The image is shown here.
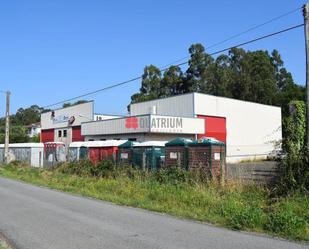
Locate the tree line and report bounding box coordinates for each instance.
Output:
[130,44,304,115]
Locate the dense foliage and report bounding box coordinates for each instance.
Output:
[277,101,309,194]
[130,44,305,117]
[0,105,48,143]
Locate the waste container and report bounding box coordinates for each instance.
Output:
[132,141,166,170]
[188,137,226,179]
[165,138,193,169]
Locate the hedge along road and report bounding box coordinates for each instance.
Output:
[0,177,307,249]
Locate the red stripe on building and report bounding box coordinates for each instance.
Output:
[41,129,54,143]
[197,115,226,143]
[72,126,85,142]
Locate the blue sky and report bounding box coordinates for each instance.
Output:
[0,0,306,116]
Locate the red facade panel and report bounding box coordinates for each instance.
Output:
[197,115,226,143]
[41,129,54,143]
[72,126,84,142]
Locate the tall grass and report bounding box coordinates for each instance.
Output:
[0,162,308,241]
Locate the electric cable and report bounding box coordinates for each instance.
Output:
[43,23,304,109]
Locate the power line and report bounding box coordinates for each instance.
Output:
[161,6,302,68]
[43,23,304,109]
[208,23,304,56]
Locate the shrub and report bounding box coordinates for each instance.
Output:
[277,149,309,194]
[92,159,116,178]
[56,160,94,177]
[265,210,307,239]
[153,166,209,185]
[277,100,309,194]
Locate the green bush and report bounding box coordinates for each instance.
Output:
[154,166,190,184]
[265,210,306,239]
[56,160,94,177]
[277,149,309,194]
[277,100,309,194]
[92,159,115,177]
[154,166,210,185]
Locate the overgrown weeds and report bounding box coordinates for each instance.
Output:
[0,163,308,241]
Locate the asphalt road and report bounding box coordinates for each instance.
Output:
[0,177,307,249]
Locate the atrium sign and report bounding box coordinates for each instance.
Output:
[125,115,204,134]
[81,114,204,136]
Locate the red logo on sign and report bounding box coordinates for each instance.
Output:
[68,116,75,125]
[125,117,138,129]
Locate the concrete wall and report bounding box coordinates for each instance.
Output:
[226,161,280,184]
[30,147,44,167]
[0,145,44,167]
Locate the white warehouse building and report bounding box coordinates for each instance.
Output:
[81,93,282,163]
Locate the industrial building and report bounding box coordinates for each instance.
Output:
[41,93,282,163]
[40,101,122,147]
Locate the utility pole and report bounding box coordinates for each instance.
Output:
[303,3,309,147]
[4,91,10,164]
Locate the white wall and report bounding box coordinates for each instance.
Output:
[54,127,72,149]
[31,147,44,167]
[41,102,94,130]
[130,93,194,117]
[193,93,282,162]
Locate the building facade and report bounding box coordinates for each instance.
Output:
[81,93,282,163]
[40,93,282,163]
[40,101,122,148]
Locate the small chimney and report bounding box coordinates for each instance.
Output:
[150,105,157,115]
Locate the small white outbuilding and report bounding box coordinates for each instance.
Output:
[0,143,44,167]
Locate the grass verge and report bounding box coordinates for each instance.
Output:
[0,237,11,249]
[0,163,308,242]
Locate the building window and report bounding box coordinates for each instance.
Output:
[88,139,94,141]
[128,138,137,141]
[100,139,106,141]
[63,130,67,138]
[58,130,62,137]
